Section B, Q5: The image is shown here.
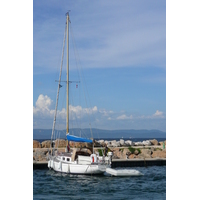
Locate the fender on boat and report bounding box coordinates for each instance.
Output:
[48,160,51,168]
[90,154,97,163]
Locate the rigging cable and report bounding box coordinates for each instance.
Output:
[51,17,67,155]
[70,23,95,139]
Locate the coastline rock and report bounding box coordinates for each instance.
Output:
[154,148,162,151]
[134,149,139,155]
[138,149,152,159]
[129,154,137,159]
[135,141,144,146]
[96,141,106,147]
[125,140,133,146]
[119,139,125,146]
[123,148,131,156]
[55,139,67,148]
[150,139,159,146]
[152,150,166,158]
[98,140,104,144]
[138,154,151,159]
[143,140,152,146]
[33,149,49,161]
[151,147,155,151]
[96,140,106,147]
[69,141,93,149]
[113,149,127,159]
[112,148,131,159]
[159,141,163,146]
[112,141,120,147]
[159,140,166,147]
[110,140,116,146]
[41,140,51,148]
[141,149,152,155]
[108,142,113,147]
[33,140,41,148]
[102,142,107,147]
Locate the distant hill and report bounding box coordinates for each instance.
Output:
[33,128,166,140]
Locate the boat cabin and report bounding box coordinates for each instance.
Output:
[57,148,92,164]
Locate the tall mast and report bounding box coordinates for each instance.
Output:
[66,12,69,135]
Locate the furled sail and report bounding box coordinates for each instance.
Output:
[67,134,93,143]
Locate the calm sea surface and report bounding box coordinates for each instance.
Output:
[33,166,166,200]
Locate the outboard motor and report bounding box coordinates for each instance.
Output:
[107,152,113,166]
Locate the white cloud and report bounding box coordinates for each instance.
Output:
[68,105,98,119]
[33,95,165,131]
[153,110,164,117]
[116,114,133,120]
[99,109,114,116]
[33,94,54,117]
[33,94,98,120]
[35,94,52,109]
[138,110,165,119]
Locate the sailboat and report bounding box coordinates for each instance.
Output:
[48,12,113,175]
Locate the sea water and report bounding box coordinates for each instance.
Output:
[33,166,166,200]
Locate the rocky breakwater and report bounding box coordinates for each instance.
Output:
[33,139,92,162]
[33,139,68,162]
[33,139,166,162]
[95,139,166,160]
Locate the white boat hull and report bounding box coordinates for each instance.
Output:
[48,159,107,175]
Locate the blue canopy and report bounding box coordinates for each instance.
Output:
[67,134,93,143]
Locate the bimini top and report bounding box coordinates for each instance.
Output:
[67,134,93,143]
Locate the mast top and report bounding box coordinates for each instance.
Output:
[66,11,71,16]
[65,11,71,24]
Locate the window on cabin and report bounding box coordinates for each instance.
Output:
[67,158,70,161]
[62,157,65,161]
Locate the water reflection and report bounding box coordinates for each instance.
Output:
[34,166,166,200]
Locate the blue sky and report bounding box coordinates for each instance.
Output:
[33,0,166,131]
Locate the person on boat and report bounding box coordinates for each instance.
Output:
[67,143,70,152]
[104,144,108,156]
[104,144,113,156]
